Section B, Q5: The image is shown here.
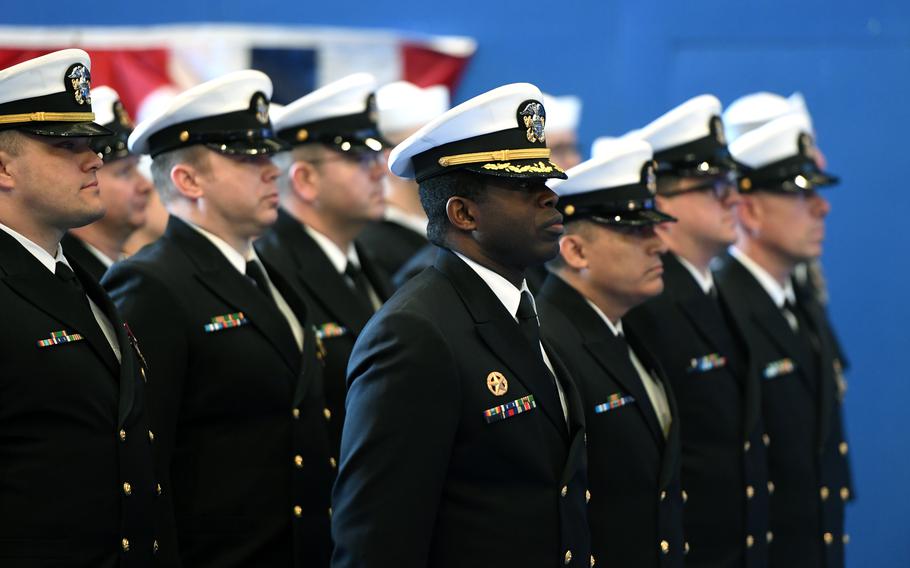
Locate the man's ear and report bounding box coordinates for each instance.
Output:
[170,163,205,200]
[0,150,15,192]
[445,196,478,232]
[736,194,762,236]
[558,232,589,270]
[288,160,320,204]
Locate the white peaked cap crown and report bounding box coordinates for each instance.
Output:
[542,93,582,134]
[728,113,813,169]
[128,69,274,156]
[376,81,450,136]
[549,138,652,194]
[629,94,723,153]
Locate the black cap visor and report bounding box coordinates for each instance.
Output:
[14,120,112,138]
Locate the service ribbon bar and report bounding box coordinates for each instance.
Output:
[763,358,795,380]
[483,395,537,424]
[203,312,248,333]
[594,393,636,414]
[36,330,84,348]
[687,353,728,373]
[316,322,348,340]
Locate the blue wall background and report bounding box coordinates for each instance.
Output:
[6,1,907,565]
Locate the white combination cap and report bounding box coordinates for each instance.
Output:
[129,69,284,158]
[388,82,566,183]
[549,138,674,226]
[0,48,109,137]
[722,91,815,143]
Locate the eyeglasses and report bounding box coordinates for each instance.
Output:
[309,151,385,171]
[661,172,738,201]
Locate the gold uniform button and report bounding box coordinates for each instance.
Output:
[843,534,850,545]
[121,538,130,552]
[560,486,568,497]
[660,490,667,502]
[122,482,132,496]
[746,485,755,499]
[179,130,189,142]
[156,483,162,496]
[323,408,332,421]
[119,429,127,442]
[767,481,776,495]
[660,540,670,554]
[148,430,155,443]
[820,486,830,501]
[746,535,754,548]
[329,457,338,469]
[766,531,774,543]
[153,540,159,554]
[762,433,771,447]
[744,440,751,452]
[839,441,849,456]
[824,532,834,545]
[564,549,572,564]
[585,490,591,503]
[292,408,300,419]
[840,487,850,500]
[293,505,302,518]
[684,542,690,555]
[682,490,688,503]
[589,554,595,567]
[294,455,304,468]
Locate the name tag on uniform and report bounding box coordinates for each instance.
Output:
[687,353,727,373]
[594,393,636,414]
[483,395,536,424]
[315,322,348,340]
[36,329,84,348]
[763,358,795,380]
[203,312,248,333]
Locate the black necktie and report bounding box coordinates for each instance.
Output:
[516,290,541,352]
[55,261,84,293]
[245,259,273,299]
[344,262,375,312]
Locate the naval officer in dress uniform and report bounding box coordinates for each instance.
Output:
[256,73,394,456]
[63,86,154,282]
[358,80,449,280]
[535,139,685,567]
[0,49,166,567]
[103,70,335,568]
[715,113,853,568]
[621,95,772,567]
[331,83,591,568]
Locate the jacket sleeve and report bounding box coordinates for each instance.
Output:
[331,309,460,568]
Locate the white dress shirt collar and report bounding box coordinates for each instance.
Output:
[454,251,530,321]
[675,253,715,295]
[0,222,65,273]
[728,246,796,308]
[185,222,251,274]
[81,240,117,268]
[304,224,361,274]
[585,298,624,337]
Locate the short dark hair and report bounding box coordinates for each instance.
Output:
[418,170,486,247]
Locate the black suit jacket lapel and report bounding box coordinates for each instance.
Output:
[794,285,837,451]
[274,210,373,334]
[663,255,729,357]
[434,249,568,439]
[724,256,815,394]
[166,217,300,375]
[0,231,120,377]
[61,232,108,283]
[627,329,681,488]
[74,261,138,427]
[539,274,665,446]
[355,242,394,302]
